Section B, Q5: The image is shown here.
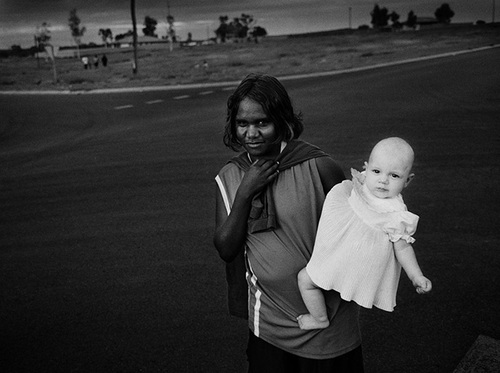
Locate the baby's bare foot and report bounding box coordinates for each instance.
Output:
[297,314,330,330]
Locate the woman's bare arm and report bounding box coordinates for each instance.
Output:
[214,159,279,262]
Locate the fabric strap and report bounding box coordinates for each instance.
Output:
[229,139,329,233]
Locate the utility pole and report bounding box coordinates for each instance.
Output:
[34,35,40,68]
[349,7,352,29]
[166,0,175,52]
[46,44,58,83]
[131,0,138,74]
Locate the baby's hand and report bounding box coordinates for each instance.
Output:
[413,275,432,294]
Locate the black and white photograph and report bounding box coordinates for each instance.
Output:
[1,1,499,372]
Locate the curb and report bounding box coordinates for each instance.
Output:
[1,44,499,95]
[453,335,500,373]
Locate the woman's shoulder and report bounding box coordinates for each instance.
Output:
[218,161,238,174]
[315,156,346,193]
[315,156,343,174]
[216,162,243,184]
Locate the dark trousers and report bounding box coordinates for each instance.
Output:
[247,331,364,373]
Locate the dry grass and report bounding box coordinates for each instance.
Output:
[1,23,499,91]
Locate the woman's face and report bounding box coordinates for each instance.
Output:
[235,97,280,160]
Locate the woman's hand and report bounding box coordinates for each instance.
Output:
[214,159,279,262]
[238,159,280,199]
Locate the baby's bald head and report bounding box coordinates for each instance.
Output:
[369,137,414,174]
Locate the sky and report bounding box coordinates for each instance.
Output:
[0,0,497,49]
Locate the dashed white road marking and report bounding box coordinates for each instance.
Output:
[145,99,164,104]
[114,105,134,110]
[112,87,233,109]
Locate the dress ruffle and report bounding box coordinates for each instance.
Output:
[306,171,419,312]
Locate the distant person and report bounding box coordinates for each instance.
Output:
[101,54,108,67]
[81,56,89,69]
[93,54,99,68]
[214,73,363,372]
[297,137,432,330]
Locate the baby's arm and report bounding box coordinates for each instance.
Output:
[394,240,432,294]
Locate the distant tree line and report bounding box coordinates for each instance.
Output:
[28,10,266,52]
[215,14,267,43]
[370,3,455,29]
[2,3,462,58]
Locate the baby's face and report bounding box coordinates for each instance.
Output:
[364,148,413,199]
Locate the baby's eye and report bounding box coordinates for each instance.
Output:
[391,173,400,178]
[372,169,380,174]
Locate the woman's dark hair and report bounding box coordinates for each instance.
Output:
[223,73,304,151]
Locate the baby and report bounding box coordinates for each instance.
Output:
[297,137,432,330]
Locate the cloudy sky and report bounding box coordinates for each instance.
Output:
[0,0,496,48]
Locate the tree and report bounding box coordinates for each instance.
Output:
[237,13,255,40]
[115,30,134,41]
[215,14,257,42]
[98,28,113,46]
[35,22,52,48]
[389,11,401,27]
[166,14,176,51]
[35,22,57,82]
[34,22,51,68]
[166,14,176,42]
[68,9,86,59]
[143,16,158,37]
[250,26,267,43]
[215,15,229,43]
[228,17,243,40]
[435,3,455,23]
[251,26,267,38]
[406,10,418,28]
[370,4,389,29]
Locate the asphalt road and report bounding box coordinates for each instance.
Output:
[1,47,499,373]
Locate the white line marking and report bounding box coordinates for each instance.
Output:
[114,105,134,110]
[199,91,214,95]
[173,95,190,100]
[145,99,163,104]
[222,87,236,91]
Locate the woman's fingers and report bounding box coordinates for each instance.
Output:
[243,160,280,193]
[252,159,279,173]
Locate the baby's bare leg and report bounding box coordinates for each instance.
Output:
[297,268,330,330]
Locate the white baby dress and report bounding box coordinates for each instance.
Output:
[306,169,419,311]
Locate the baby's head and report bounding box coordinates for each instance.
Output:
[364,137,415,199]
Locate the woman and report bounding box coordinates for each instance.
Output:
[214,73,363,372]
